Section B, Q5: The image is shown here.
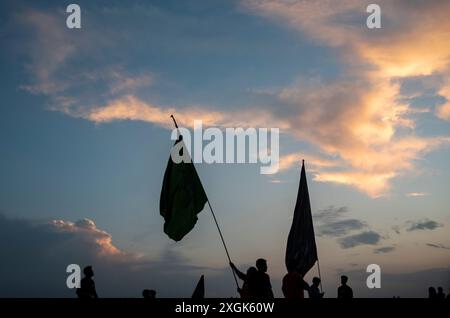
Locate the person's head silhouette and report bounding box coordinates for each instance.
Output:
[83,266,94,278]
[312,277,321,287]
[142,289,156,299]
[256,259,267,273]
[428,287,437,298]
[437,287,443,293]
[341,275,348,285]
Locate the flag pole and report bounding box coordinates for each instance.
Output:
[206,199,240,289]
[170,115,240,290]
[317,258,323,293]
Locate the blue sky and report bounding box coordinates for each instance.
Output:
[0,0,450,297]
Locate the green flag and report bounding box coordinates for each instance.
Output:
[160,137,208,241]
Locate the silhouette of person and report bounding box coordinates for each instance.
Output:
[282,270,309,299]
[436,287,445,299]
[230,262,257,299]
[337,275,353,299]
[76,266,98,299]
[142,289,156,299]
[253,259,274,299]
[308,277,324,299]
[428,287,437,299]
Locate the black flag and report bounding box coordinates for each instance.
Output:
[191,275,205,299]
[285,160,318,276]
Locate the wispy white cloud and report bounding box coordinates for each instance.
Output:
[406,192,429,198]
[436,80,450,120]
[239,0,450,196]
[16,8,153,112]
[15,3,450,197]
[17,9,75,95]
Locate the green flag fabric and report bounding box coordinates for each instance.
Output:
[160,137,208,241]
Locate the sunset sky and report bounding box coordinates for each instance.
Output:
[0,0,449,297]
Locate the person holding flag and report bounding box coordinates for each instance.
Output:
[159,115,239,292]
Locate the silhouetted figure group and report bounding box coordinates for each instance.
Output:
[428,286,447,299]
[230,258,274,299]
[282,271,354,299]
[230,259,354,299]
[75,264,449,299]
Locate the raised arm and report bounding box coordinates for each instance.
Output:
[229,262,247,281]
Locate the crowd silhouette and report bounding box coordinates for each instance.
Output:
[74,263,450,299]
[230,259,274,299]
[142,289,156,299]
[428,286,448,299]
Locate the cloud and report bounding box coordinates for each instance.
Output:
[426,243,450,250]
[108,72,153,95]
[436,81,450,120]
[78,79,443,201]
[14,8,153,114]
[268,179,283,184]
[0,213,222,297]
[242,0,450,77]
[407,219,443,232]
[392,225,401,235]
[51,218,125,257]
[15,2,450,197]
[278,152,339,172]
[17,9,76,95]
[318,219,366,237]
[406,192,429,197]
[78,95,226,128]
[338,231,381,249]
[240,0,450,197]
[314,206,384,249]
[437,103,450,120]
[70,95,290,131]
[373,246,395,254]
[314,206,349,222]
